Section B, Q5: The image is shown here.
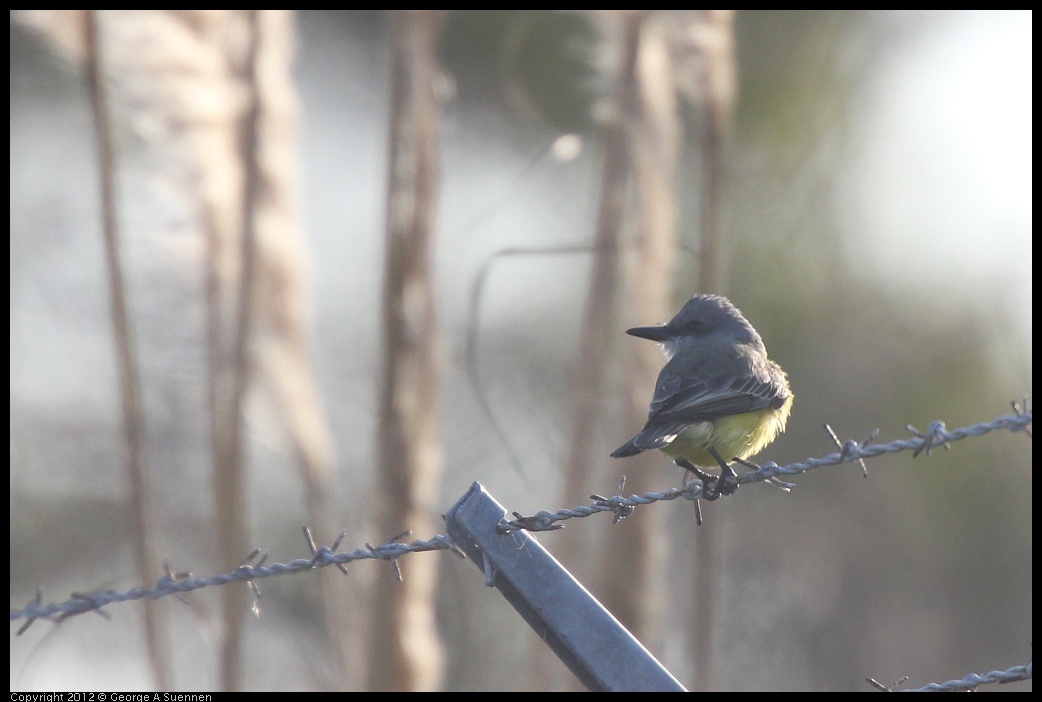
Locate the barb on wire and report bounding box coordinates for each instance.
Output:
[365,530,414,582]
[10,530,460,627]
[15,589,42,636]
[866,675,909,691]
[161,560,193,605]
[304,526,349,574]
[824,423,877,478]
[1011,396,1031,437]
[237,548,269,616]
[590,476,635,525]
[906,420,951,458]
[500,511,567,533]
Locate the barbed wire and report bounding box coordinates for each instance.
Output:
[500,405,1032,532]
[10,528,462,630]
[9,405,1032,691]
[867,660,1032,691]
[11,407,1030,626]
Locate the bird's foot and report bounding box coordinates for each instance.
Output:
[676,459,728,503]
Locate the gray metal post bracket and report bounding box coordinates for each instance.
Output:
[444,481,687,692]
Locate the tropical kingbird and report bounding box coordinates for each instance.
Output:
[611,294,793,499]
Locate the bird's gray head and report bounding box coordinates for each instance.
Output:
[626,294,765,356]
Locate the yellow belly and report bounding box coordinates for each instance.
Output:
[659,396,793,468]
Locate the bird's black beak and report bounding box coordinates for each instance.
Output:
[625,324,672,342]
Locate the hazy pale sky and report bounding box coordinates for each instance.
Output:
[841,10,1031,348]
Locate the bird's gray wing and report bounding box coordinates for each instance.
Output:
[647,364,788,424]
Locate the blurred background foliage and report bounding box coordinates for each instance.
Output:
[10,10,1030,691]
